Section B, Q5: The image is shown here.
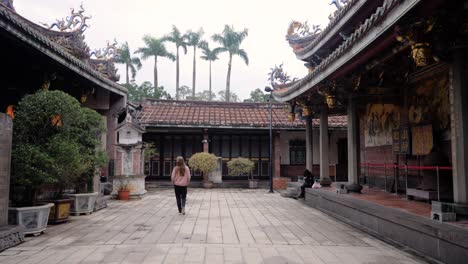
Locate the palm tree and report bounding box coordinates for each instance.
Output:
[212,25,249,102]
[115,42,142,84]
[135,36,175,96]
[200,45,219,101]
[163,25,188,100]
[186,28,208,97]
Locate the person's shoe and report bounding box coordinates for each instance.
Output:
[182,208,185,215]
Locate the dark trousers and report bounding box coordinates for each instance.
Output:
[300,184,312,197]
[174,185,187,212]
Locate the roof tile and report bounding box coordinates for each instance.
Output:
[137,100,347,129]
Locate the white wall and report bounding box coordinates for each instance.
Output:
[279,129,347,165]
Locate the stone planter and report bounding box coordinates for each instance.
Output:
[41,199,72,224]
[249,179,259,189]
[66,193,98,215]
[8,203,53,235]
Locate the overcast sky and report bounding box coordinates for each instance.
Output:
[15,0,334,100]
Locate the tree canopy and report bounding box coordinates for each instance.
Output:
[125,81,172,101]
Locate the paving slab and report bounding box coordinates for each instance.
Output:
[2,189,427,263]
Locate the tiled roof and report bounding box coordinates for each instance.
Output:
[0,4,126,95]
[137,100,347,129]
[274,0,400,101]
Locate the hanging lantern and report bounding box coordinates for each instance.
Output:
[326,95,336,109]
[6,105,14,119]
[411,43,432,67]
[288,112,295,122]
[81,94,88,103]
[51,115,62,127]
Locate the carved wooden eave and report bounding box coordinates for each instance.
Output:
[273,0,421,103]
[0,4,126,96]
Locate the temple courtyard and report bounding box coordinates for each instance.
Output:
[0,189,425,264]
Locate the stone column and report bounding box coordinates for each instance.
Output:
[203,129,209,153]
[320,107,332,186]
[305,116,313,173]
[0,113,24,251]
[346,95,362,192]
[0,113,13,226]
[450,46,468,203]
[274,131,281,177]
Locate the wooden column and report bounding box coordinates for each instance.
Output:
[347,95,362,192]
[320,107,332,186]
[451,46,468,203]
[305,116,313,173]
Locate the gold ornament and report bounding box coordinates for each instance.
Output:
[411,43,432,67]
[326,95,336,109]
[302,106,311,116]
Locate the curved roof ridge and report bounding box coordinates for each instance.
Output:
[293,0,364,57]
[274,0,400,101]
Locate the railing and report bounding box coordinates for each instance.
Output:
[359,163,452,201]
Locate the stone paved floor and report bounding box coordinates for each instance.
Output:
[0,189,427,264]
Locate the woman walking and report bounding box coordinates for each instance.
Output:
[171,156,191,215]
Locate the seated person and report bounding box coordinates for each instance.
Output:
[297,169,313,198]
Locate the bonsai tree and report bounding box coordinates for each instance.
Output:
[188,152,217,183]
[11,90,106,206]
[72,107,107,193]
[227,157,255,179]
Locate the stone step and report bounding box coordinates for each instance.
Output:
[280,187,301,198]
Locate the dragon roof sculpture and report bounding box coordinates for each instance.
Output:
[35,5,119,82]
[35,4,91,60]
[268,63,299,90]
[88,40,120,82]
[286,21,322,51]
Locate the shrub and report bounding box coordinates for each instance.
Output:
[188,152,217,182]
[227,157,255,179]
[11,90,106,205]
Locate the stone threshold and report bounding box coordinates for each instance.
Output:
[304,188,468,264]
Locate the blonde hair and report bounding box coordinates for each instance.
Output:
[176,156,186,176]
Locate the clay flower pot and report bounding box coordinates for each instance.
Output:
[118,190,130,200]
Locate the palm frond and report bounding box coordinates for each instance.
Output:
[131,57,142,69]
[235,49,249,65]
[212,47,228,56]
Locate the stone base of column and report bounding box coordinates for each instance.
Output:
[346,183,363,193]
[320,178,332,187]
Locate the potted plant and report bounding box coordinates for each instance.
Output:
[40,136,87,224]
[66,107,107,215]
[9,90,89,234]
[188,152,218,188]
[227,157,256,188]
[115,176,131,200]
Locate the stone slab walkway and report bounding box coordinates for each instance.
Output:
[0,189,426,264]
